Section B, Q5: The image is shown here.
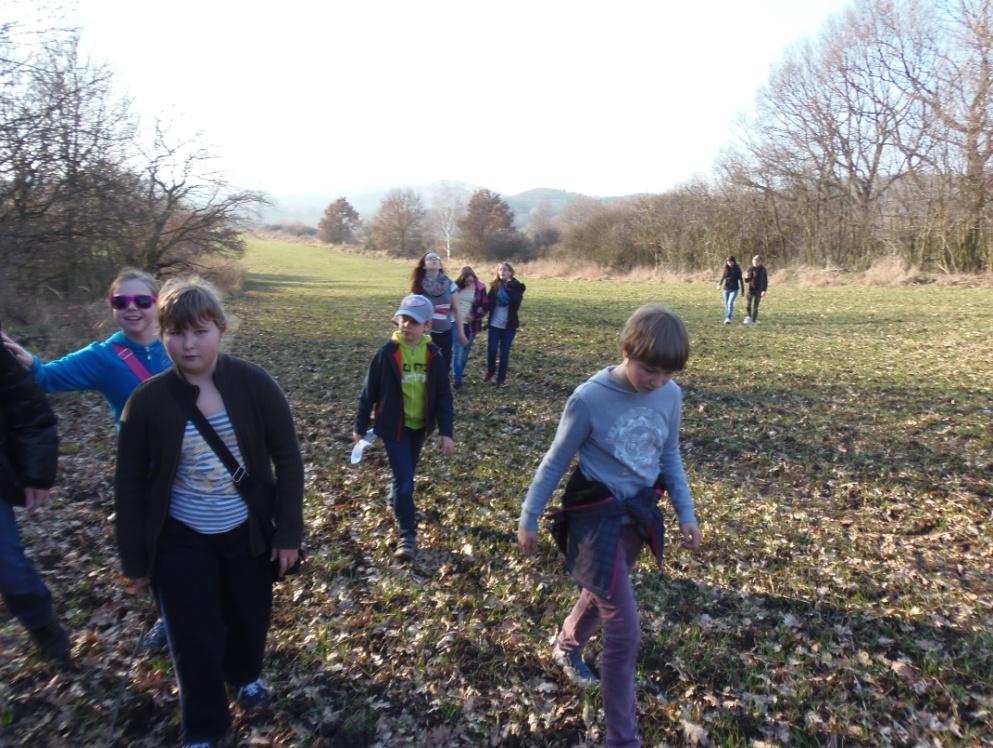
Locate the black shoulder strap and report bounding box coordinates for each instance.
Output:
[176,394,246,486]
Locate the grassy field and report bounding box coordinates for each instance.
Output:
[2,235,991,746]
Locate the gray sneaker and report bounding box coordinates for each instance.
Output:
[394,536,417,561]
[236,677,271,709]
[551,639,599,688]
[140,619,169,653]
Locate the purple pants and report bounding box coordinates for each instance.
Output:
[557,525,644,748]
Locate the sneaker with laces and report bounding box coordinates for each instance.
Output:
[551,638,599,688]
[236,677,271,709]
[141,619,169,653]
[394,536,417,561]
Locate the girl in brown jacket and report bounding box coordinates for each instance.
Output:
[115,277,304,748]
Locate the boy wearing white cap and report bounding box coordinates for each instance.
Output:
[353,294,455,560]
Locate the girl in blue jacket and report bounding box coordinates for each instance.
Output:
[2,267,173,651]
[2,268,171,425]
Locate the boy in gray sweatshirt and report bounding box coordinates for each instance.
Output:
[518,304,702,748]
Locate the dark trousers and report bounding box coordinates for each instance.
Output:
[430,328,454,375]
[747,292,762,320]
[0,498,55,631]
[154,518,273,743]
[382,427,426,539]
[486,326,518,383]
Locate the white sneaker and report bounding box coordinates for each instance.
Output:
[723,319,731,325]
[743,316,752,325]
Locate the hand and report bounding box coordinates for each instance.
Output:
[23,487,51,510]
[1,332,33,369]
[271,547,300,578]
[352,432,364,443]
[438,435,455,455]
[458,331,469,347]
[125,577,149,595]
[518,527,538,555]
[679,522,702,550]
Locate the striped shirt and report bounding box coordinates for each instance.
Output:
[169,411,249,534]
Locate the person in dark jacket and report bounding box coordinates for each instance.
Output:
[353,294,454,561]
[484,262,525,386]
[0,322,69,664]
[743,254,769,324]
[115,278,304,748]
[717,255,745,324]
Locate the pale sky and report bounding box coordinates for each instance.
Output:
[58,0,853,198]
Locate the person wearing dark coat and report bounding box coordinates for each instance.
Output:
[717,256,745,324]
[0,322,69,663]
[743,254,769,324]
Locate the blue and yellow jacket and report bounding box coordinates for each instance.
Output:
[354,338,454,442]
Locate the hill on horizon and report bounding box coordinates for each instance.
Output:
[258,183,626,228]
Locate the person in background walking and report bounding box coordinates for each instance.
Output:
[451,266,490,390]
[410,252,468,374]
[743,254,769,324]
[484,262,525,387]
[717,256,744,325]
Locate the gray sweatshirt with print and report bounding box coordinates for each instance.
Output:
[519,366,697,532]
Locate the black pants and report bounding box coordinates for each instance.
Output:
[747,292,762,320]
[154,518,273,743]
[430,328,454,375]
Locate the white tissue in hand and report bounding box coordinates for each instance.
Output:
[350,430,376,464]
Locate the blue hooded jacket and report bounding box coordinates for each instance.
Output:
[30,331,172,425]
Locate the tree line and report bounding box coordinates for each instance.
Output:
[316,0,993,274]
[0,18,264,318]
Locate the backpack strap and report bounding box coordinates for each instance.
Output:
[112,343,152,383]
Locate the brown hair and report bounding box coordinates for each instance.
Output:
[157,276,228,333]
[454,266,478,288]
[108,267,160,297]
[489,262,515,295]
[619,304,690,372]
[410,251,445,293]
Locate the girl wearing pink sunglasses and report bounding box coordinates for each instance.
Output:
[2,268,172,425]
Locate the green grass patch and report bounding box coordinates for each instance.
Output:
[1,236,990,746]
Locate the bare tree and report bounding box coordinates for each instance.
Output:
[121,125,267,272]
[428,181,468,259]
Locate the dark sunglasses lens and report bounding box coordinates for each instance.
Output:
[110,295,155,310]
